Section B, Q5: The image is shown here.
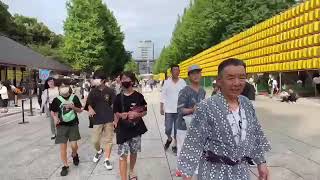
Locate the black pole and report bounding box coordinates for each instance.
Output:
[28,69,34,116]
[29,95,33,116]
[22,100,24,122]
[19,99,29,124]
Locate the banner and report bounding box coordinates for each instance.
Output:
[39,69,51,80]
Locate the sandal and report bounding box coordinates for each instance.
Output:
[129,174,138,180]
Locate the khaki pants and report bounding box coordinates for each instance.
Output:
[91,123,114,151]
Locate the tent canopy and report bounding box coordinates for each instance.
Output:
[0,36,72,72]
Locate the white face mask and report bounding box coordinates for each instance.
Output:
[60,87,70,96]
[93,79,102,86]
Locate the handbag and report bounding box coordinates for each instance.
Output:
[119,93,136,128]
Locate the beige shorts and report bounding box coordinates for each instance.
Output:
[91,122,114,145]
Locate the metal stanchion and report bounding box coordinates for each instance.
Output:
[29,95,34,116]
[19,99,29,124]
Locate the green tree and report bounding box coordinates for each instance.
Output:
[124,60,139,74]
[63,0,106,71]
[1,2,66,64]
[63,0,130,74]
[154,0,297,73]
[0,2,14,35]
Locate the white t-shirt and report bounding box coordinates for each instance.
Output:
[272,80,278,89]
[41,87,60,108]
[227,108,247,145]
[160,78,186,113]
[0,86,9,99]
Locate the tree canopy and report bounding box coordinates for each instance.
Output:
[124,59,139,75]
[0,2,65,63]
[1,1,129,75]
[153,0,297,74]
[63,0,130,74]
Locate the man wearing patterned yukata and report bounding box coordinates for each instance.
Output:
[178,58,271,180]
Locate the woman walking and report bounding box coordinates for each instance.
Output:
[0,81,9,113]
[41,77,60,140]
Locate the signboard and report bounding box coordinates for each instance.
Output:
[39,69,51,80]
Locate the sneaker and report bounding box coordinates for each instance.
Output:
[60,166,69,176]
[172,146,177,154]
[104,160,113,170]
[93,149,104,163]
[164,139,172,150]
[72,153,80,166]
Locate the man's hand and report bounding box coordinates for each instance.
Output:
[64,103,75,110]
[113,120,118,128]
[192,105,197,113]
[160,106,164,115]
[53,116,60,126]
[257,163,269,180]
[128,111,139,120]
[182,175,192,180]
[88,107,96,117]
[160,103,165,115]
[120,112,128,119]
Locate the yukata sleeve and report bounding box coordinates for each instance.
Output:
[250,103,272,165]
[177,102,209,177]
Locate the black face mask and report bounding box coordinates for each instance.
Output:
[122,81,132,89]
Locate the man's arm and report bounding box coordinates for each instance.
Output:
[50,99,60,125]
[51,111,60,125]
[249,101,271,180]
[160,80,167,115]
[177,102,210,178]
[88,105,96,117]
[177,89,194,116]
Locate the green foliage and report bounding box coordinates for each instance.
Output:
[0,2,15,36]
[124,60,139,75]
[63,0,130,74]
[153,0,296,74]
[1,1,129,74]
[0,2,65,64]
[28,44,68,64]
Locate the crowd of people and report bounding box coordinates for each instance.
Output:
[1,58,294,180]
[1,58,304,180]
[40,71,147,180]
[0,79,29,113]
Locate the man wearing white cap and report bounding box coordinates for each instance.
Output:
[175,65,206,177]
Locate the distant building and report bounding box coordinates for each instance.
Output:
[135,40,154,74]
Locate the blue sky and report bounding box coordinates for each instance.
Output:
[2,0,190,58]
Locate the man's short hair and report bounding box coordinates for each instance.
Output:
[170,64,180,71]
[93,70,107,80]
[218,58,246,77]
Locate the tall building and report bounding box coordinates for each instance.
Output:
[135,40,154,74]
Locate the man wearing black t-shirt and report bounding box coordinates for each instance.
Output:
[50,83,83,176]
[113,71,148,180]
[87,71,116,170]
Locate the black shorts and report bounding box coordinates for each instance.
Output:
[0,99,8,108]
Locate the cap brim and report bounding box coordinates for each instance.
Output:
[188,69,202,73]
